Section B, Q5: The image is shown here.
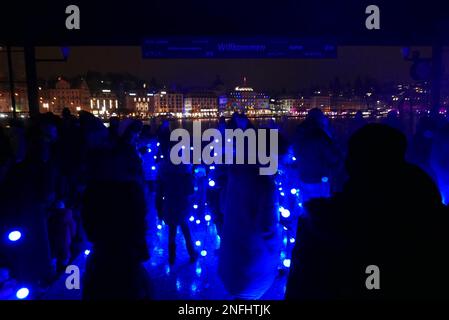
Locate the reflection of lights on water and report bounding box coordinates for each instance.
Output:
[200,250,207,257]
[16,288,29,299]
[283,259,291,268]
[205,214,211,222]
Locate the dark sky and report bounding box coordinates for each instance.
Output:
[36,46,431,92]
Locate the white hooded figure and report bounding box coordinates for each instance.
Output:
[218,165,281,299]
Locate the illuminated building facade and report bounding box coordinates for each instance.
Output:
[184,92,218,117]
[90,89,119,117]
[154,91,184,116]
[227,78,269,114]
[41,77,90,114]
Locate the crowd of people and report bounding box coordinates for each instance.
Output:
[0,106,449,300]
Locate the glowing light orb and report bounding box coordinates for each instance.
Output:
[196,220,201,225]
[151,166,156,171]
[153,156,157,160]
[157,142,160,147]
[190,147,194,151]
[290,238,296,244]
[215,139,219,143]
[195,266,202,276]
[321,176,329,183]
[157,224,162,230]
[147,148,152,153]
[290,188,297,195]
[16,288,29,300]
[278,187,283,191]
[160,155,164,159]
[209,146,214,150]
[280,208,291,218]
[195,240,201,246]
[292,156,297,161]
[208,180,216,187]
[200,250,207,257]
[280,192,285,197]
[84,249,91,256]
[227,138,231,143]
[181,145,186,150]
[189,216,195,222]
[210,166,215,170]
[193,204,198,209]
[205,214,211,222]
[283,259,291,268]
[8,230,21,242]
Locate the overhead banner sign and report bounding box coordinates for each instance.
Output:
[142,37,337,59]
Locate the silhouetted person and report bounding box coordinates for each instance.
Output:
[218,165,281,299]
[82,180,151,299]
[430,124,449,205]
[158,161,197,265]
[286,124,449,300]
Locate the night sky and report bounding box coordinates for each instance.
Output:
[36,46,432,92]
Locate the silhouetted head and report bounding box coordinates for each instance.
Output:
[346,124,407,179]
[62,107,71,119]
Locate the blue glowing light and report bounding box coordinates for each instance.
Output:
[280,192,285,197]
[8,230,21,242]
[210,166,215,170]
[278,187,283,191]
[181,145,186,150]
[193,204,198,209]
[160,155,164,159]
[189,216,195,222]
[84,249,91,256]
[290,188,297,195]
[227,138,231,143]
[292,156,297,161]
[147,148,152,153]
[191,283,197,292]
[200,250,207,257]
[195,266,202,276]
[153,156,157,160]
[280,207,291,218]
[151,166,156,171]
[16,288,29,299]
[208,180,216,187]
[321,176,329,183]
[195,240,201,246]
[157,142,160,147]
[196,220,201,225]
[190,147,194,151]
[209,146,214,150]
[205,214,211,222]
[215,139,219,143]
[157,224,162,230]
[283,259,291,268]
[290,238,296,244]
